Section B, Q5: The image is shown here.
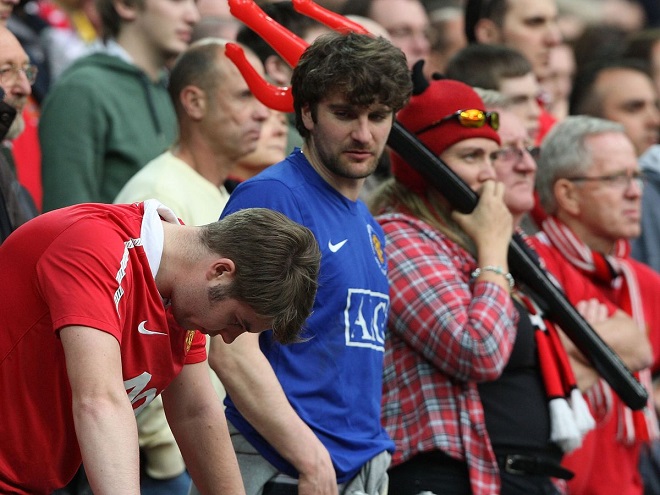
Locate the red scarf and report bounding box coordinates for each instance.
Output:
[517,291,595,452]
[541,216,658,444]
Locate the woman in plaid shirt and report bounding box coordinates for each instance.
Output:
[369,69,589,495]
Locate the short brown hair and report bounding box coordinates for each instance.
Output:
[445,44,533,90]
[464,0,508,43]
[168,39,227,117]
[95,0,145,40]
[200,208,320,344]
[291,32,412,139]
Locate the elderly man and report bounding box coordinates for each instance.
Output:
[0,25,38,243]
[531,115,660,495]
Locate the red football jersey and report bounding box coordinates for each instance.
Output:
[0,201,206,493]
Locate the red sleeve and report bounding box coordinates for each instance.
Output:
[185,331,207,365]
[631,260,660,372]
[36,219,128,340]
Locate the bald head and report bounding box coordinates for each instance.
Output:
[168,38,264,117]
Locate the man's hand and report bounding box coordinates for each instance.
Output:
[210,333,339,494]
[297,444,338,495]
[163,362,246,495]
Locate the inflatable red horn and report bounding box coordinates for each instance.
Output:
[225,43,294,112]
[226,0,373,112]
[291,0,369,35]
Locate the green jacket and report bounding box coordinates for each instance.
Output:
[40,51,177,211]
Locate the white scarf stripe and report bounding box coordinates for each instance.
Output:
[541,217,658,444]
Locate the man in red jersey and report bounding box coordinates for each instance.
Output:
[0,200,320,495]
[532,116,659,495]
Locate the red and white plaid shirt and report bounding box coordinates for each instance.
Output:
[378,212,518,495]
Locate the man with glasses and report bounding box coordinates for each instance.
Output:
[488,109,540,226]
[531,115,660,495]
[0,25,38,243]
[570,59,660,282]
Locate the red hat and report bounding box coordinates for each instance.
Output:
[391,78,501,195]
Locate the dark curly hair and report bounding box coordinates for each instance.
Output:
[291,32,412,139]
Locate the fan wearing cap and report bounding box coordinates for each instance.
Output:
[369,70,588,495]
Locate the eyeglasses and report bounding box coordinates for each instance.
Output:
[490,145,540,164]
[0,64,38,86]
[416,109,500,135]
[566,170,647,190]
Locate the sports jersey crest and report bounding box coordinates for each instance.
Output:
[185,330,195,354]
[368,224,387,275]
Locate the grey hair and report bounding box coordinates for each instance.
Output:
[536,115,626,215]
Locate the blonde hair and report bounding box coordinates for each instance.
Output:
[369,178,475,254]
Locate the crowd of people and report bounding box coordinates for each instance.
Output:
[2,0,660,494]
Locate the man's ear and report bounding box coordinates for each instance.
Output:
[112,0,139,22]
[301,103,314,132]
[180,85,206,121]
[554,178,581,217]
[264,55,293,87]
[474,18,503,44]
[206,258,236,282]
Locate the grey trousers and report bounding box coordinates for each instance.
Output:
[188,422,390,495]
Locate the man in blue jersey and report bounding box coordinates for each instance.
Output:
[202,32,411,495]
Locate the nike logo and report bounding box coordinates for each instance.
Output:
[138,320,167,336]
[328,239,348,253]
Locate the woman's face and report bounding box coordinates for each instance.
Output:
[237,109,289,174]
[439,137,500,192]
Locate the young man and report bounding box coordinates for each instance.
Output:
[532,116,659,495]
[39,0,200,211]
[464,0,562,82]
[203,32,412,495]
[570,59,660,158]
[446,43,542,142]
[0,202,320,494]
[114,39,270,490]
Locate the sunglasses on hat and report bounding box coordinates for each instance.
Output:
[416,109,500,135]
